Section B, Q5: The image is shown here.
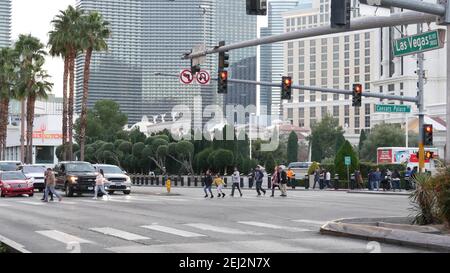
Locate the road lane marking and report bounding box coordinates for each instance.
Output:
[292,219,327,225]
[141,225,206,238]
[184,223,257,235]
[0,234,31,253]
[36,230,93,244]
[89,227,150,241]
[16,201,45,206]
[237,221,312,232]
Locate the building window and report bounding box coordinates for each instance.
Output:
[288,108,293,119]
[321,106,328,117]
[365,104,371,115]
[344,105,350,116]
[365,116,371,128]
[355,117,360,128]
[333,106,339,116]
[310,107,316,118]
[299,108,305,118]
[321,94,327,101]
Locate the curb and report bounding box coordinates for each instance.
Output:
[0,235,31,253]
[320,217,450,252]
[346,190,411,196]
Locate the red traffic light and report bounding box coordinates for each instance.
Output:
[219,71,228,80]
[425,125,432,133]
[284,78,292,86]
[353,84,362,93]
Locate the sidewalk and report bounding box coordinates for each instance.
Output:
[347,189,411,196]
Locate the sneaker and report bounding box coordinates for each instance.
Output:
[222,193,226,198]
[93,197,98,200]
[257,194,261,197]
[210,195,214,199]
[270,195,274,197]
[240,193,243,197]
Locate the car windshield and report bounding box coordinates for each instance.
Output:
[0,163,19,171]
[97,165,124,174]
[1,172,27,180]
[289,163,310,169]
[22,166,46,173]
[65,163,95,172]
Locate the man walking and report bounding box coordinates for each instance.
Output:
[204,170,214,198]
[373,168,381,191]
[325,170,332,189]
[279,166,288,197]
[255,166,266,196]
[41,169,53,201]
[43,168,62,202]
[230,167,243,197]
[313,168,320,189]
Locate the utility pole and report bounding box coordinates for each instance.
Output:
[447,23,450,163]
[417,22,426,173]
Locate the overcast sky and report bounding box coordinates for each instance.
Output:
[12,0,76,98]
[11,0,266,98]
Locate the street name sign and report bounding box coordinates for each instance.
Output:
[392,29,446,57]
[375,104,411,113]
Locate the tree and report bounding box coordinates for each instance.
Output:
[0,47,19,160]
[360,123,418,162]
[213,149,234,175]
[335,140,359,180]
[167,141,195,175]
[265,154,276,175]
[287,131,299,163]
[358,129,367,157]
[78,11,111,161]
[129,128,146,144]
[307,114,345,162]
[49,5,84,160]
[15,34,51,164]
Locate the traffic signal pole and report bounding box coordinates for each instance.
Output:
[417,23,426,173]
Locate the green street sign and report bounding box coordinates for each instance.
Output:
[375,104,411,113]
[392,29,446,57]
[345,156,351,166]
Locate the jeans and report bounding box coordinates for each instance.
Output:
[231,183,242,196]
[255,181,266,195]
[44,185,61,201]
[313,179,319,189]
[94,185,108,198]
[325,180,331,188]
[392,179,401,191]
[371,180,380,190]
[204,184,212,196]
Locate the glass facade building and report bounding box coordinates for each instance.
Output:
[76,0,256,125]
[0,0,11,47]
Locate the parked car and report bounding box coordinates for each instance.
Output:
[54,161,98,197]
[18,165,46,192]
[287,162,313,180]
[0,171,34,197]
[94,164,131,195]
[0,161,21,172]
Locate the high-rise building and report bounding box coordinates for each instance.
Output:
[281,0,379,144]
[259,0,300,121]
[0,0,11,47]
[76,0,257,125]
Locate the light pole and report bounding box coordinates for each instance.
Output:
[249,113,256,159]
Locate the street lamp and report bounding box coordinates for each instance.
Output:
[249,113,256,159]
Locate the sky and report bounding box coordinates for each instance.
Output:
[11,0,267,98]
[12,0,77,98]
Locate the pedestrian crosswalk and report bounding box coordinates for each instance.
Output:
[36,230,93,245]
[89,227,150,241]
[141,225,206,238]
[184,223,260,235]
[238,221,311,232]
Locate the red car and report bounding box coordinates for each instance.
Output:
[0,171,34,197]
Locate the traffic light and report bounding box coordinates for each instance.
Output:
[423,124,433,146]
[281,76,292,100]
[218,70,228,94]
[331,0,351,29]
[246,0,267,15]
[352,83,362,107]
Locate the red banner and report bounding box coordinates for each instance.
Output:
[377,149,393,164]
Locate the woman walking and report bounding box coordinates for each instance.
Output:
[94,169,110,200]
[213,174,226,198]
[270,167,280,197]
[42,168,62,202]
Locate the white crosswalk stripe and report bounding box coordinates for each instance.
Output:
[17,201,45,206]
[184,223,258,235]
[90,227,150,241]
[292,219,327,225]
[141,225,206,238]
[0,203,11,207]
[36,230,93,245]
[238,221,312,232]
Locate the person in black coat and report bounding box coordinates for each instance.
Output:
[203,170,214,198]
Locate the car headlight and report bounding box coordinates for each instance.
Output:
[3,183,11,189]
[69,176,78,184]
[125,176,131,183]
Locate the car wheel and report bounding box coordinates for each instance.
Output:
[29,193,34,197]
[123,190,131,195]
[65,183,74,197]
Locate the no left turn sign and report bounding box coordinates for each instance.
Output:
[180,69,194,84]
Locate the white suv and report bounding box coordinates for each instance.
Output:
[93,164,131,195]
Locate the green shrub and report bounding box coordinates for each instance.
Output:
[334,141,359,180]
[307,162,320,175]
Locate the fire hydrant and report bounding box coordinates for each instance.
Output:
[166,178,171,193]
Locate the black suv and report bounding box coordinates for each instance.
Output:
[54,161,98,197]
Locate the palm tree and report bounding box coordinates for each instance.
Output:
[48,6,84,161]
[0,47,19,160]
[14,34,48,164]
[78,11,110,161]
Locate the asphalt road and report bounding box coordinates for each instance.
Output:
[0,186,434,253]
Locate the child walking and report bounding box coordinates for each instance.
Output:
[213,174,226,198]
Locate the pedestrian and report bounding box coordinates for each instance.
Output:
[270,167,281,197]
[313,168,320,189]
[319,169,325,190]
[41,168,53,201]
[325,170,332,189]
[354,169,363,189]
[404,167,412,190]
[391,169,401,192]
[254,166,266,196]
[279,166,288,197]
[373,168,381,191]
[42,168,62,202]
[230,167,243,197]
[93,169,110,200]
[203,170,214,198]
[213,174,226,198]
[287,167,295,189]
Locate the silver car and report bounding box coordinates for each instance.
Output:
[93,164,131,195]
